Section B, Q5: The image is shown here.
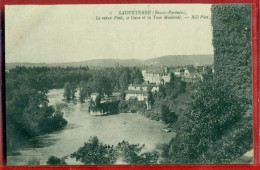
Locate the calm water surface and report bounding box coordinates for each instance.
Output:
[7,89,175,165]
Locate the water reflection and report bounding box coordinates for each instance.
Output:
[26,136,60,149]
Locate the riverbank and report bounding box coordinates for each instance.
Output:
[7,89,175,165]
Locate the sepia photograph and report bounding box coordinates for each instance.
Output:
[4,4,253,165]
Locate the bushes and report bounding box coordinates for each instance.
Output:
[71,136,118,164]
[141,100,178,124]
[27,158,40,165]
[161,105,178,124]
[141,74,186,122]
[165,76,251,163]
[118,99,146,113]
[63,82,77,102]
[71,137,159,164]
[116,141,159,164]
[47,156,66,165]
[6,77,68,152]
[157,4,253,164]
[212,4,252,104]
[79,81,94,103]
[38,111,67,133]
[158,77,186,100]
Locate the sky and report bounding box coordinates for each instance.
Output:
[5,4,213,63]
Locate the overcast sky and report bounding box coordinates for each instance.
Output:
[5,4,213,63]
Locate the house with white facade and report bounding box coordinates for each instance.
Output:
[128,83,159,93]
[125,90,148,101]
[142,66,171,85]
[128,84,148,91]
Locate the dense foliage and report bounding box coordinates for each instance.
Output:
[6,69,67,152]
[118,99,146,113]
[71,136,118,164]
[212,4,252,104]
[158,75,186,100]
[160,105,178,124]
[116,141,159,164]
[27,158,40,165]
[63,82,77,102]
[141,75,185,122]
[6,8,252,162]
[46,156,67,165]
[7,66,143,94]
[79,81,95,103]
[71,136,159,164]
[58,66,144,102]
[160,4,252,163]
[162,75,252,163]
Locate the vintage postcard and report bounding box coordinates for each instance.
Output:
[4,4,253,165]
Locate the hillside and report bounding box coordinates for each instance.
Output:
[6,54,213,69]
[146,55,213,66]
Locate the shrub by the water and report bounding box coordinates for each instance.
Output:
[71,136,117,164]
[47,156,67,165]
[118,99,146,113]
[27,158,40,165]
[116,140,159,164]
[71,136,159,164]
[6,70,68,152]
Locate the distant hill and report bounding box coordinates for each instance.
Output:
[146,55,213,67]
[6,55,213,69]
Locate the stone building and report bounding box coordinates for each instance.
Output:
[142,66,171,85]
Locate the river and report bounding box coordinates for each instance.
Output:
[7,89,176,165]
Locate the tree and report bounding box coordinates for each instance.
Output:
[70,83,77,101]
[6,71,67,152]
[116,141,159,164]
[63,82,77,102]
[164,74,186,100]
[63,82,71,101]
[47,156,67,165]
[131,67,144,84]
[94,74,113,98]
[147,90,155,107]
[165,75,251,163]
[158,85,166,98]
[103,76,113,96]
[161,104,170,123]
[79,81,92,103]
[160,105,178,124]
[161,4,252,164]
[212,4,252,104]
[71,136,117,164]
[27,158,40,165]
[71,137,159,165]
[119,70,131,90]
[170,72,175,82]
